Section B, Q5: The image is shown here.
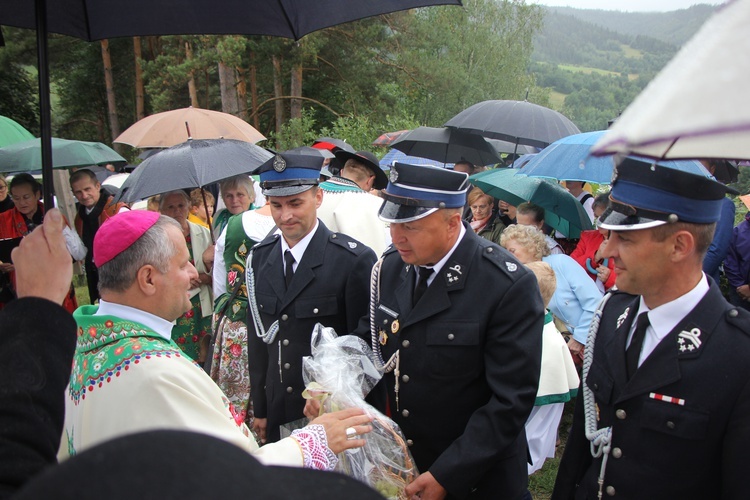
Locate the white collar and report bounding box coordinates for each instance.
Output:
[277,219,320,272]
[95,299,175,341]
[420,223,466,287]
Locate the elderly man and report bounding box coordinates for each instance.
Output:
[552,158,750,499]
[317,150,390,255]
[59,210,371,469]
[247,151,377,444]
[69,169,127,303]
[349,162,544,499]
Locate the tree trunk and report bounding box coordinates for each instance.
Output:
[133,36,145,121]
[236,66,248,122]
[249,51,259,130]
[272,54,284,136]
[185,41,199,107]
[290,63,303,119]
[218,61,240,115]
[100,39,121,147]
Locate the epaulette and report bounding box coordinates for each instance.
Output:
[254,232,281,250]
[725,305,750,338]
[476,238,526,280]
[329,233,368,255]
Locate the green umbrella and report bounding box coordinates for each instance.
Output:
[0,115,35,148]
[470,168,593,238]
[0,137,126,173]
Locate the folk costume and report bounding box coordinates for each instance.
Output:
[364,163,544,499]
[210,209,276,427]
[247,151,376,442]
[553,158,750,500]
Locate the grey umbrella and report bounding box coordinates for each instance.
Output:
[390,126,502,166]
[0,0,461,210]
[444,100,581,150]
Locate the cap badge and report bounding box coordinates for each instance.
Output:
[273,154,287,173]
[677,328,702,352]
[348,241,358,249]
[616,307,630,329]
[505,262,517,272]
[389,169,399,183]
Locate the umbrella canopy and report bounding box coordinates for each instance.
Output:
[391,126,502,166]
[117,139,272,203]
[115,107,265,148]
[372,130,411,146]
[0,0,461,41]
[519,131,713,184]
[0,115,34,148]
[510,154,538,169]
[470,168,592,238]
[486,139,538,156]
[379,149,453,169]
[0,137,126,173]
[312,137,356,154]
[444,100,581,149]
[591,1,750,160]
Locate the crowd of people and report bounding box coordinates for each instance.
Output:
[0,144,749,500]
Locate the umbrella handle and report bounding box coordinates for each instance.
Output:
[200,187,215,245]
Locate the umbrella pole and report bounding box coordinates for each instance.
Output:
[185,121,192,140]
[200,187,215,245]
[35,0,55,209]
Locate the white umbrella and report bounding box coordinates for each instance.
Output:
[592,0,750,160]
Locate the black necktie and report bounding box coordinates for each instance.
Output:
[626,312,650,379]
[413,267,434,306]
[284,250,295,289]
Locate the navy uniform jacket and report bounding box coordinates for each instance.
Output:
[553,282,750,499]
[247,221,376,442]
[359,227,544,499]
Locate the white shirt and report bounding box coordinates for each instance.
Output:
[576,191,595,223]
[95,299,175,341]
[627,273,710,367]
[418,224,466,288]
[279,219,319,276]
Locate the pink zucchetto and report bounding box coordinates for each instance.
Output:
[93,210,160,268]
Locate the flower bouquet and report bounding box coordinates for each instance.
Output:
[302,323,417,499]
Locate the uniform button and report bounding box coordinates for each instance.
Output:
[332,234,337,238]
[402,340,410,348]
[283,363,291,370]
[487,247,493,253]
[383,319,389,325]
[286,386,293,394]
[260,304,264,309]
[447,333,455,341]
[401,375,410,383]
[666,421,676,429]
[593,383,599,390]
[313,308,319,314]
[611,447,622,459]
[282,339,289,346]
[616,409,627,420]
[406,439,413,447]
[729,309,739,318]
[606,486,616,496]
[281,314,289,321]
[401,409,410,418]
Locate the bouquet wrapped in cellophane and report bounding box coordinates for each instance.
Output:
[302,323,417,499]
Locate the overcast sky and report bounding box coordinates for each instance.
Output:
[532,0,724,12]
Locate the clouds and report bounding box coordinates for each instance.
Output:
[532,1,723,12]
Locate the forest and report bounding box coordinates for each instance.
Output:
[0,1,718,158]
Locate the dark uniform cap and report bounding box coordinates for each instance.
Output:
[599,156,738,231]
[333,150,389,190]
[256,151,322,197]
[378,162,470,223]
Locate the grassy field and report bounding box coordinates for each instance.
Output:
[548,91,567,110]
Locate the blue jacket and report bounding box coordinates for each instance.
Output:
[703,196,735,283]
[543,254,603,344]
[725,212,750,288]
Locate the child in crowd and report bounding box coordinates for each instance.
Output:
[188,188,214,229]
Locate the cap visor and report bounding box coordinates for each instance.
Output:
[262,185,315,197]
[378,200,437,223]
[598,207,667,231]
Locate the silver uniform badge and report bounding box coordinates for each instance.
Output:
[389,169,399,183]
[505,262,517,272]
[616,307,630,329]
[348,241,357,249]
[678,328,702,352]
[273,154,286,172]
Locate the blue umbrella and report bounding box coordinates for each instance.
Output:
[379,149,453,169]
[518,131,712,184]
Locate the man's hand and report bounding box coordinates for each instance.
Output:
[12,209,73,304]
[405,472,447,500]
[303,398,322,420]
[596,265,611,285]
[737,284,750,300]
[253,417,267,444]
[567,338,585,360]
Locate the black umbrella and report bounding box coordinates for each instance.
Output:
[117,138,271,204]
[312,137,356,154]
[390,126,502,166]
[0,0,462,209]
[444,100,581,150]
